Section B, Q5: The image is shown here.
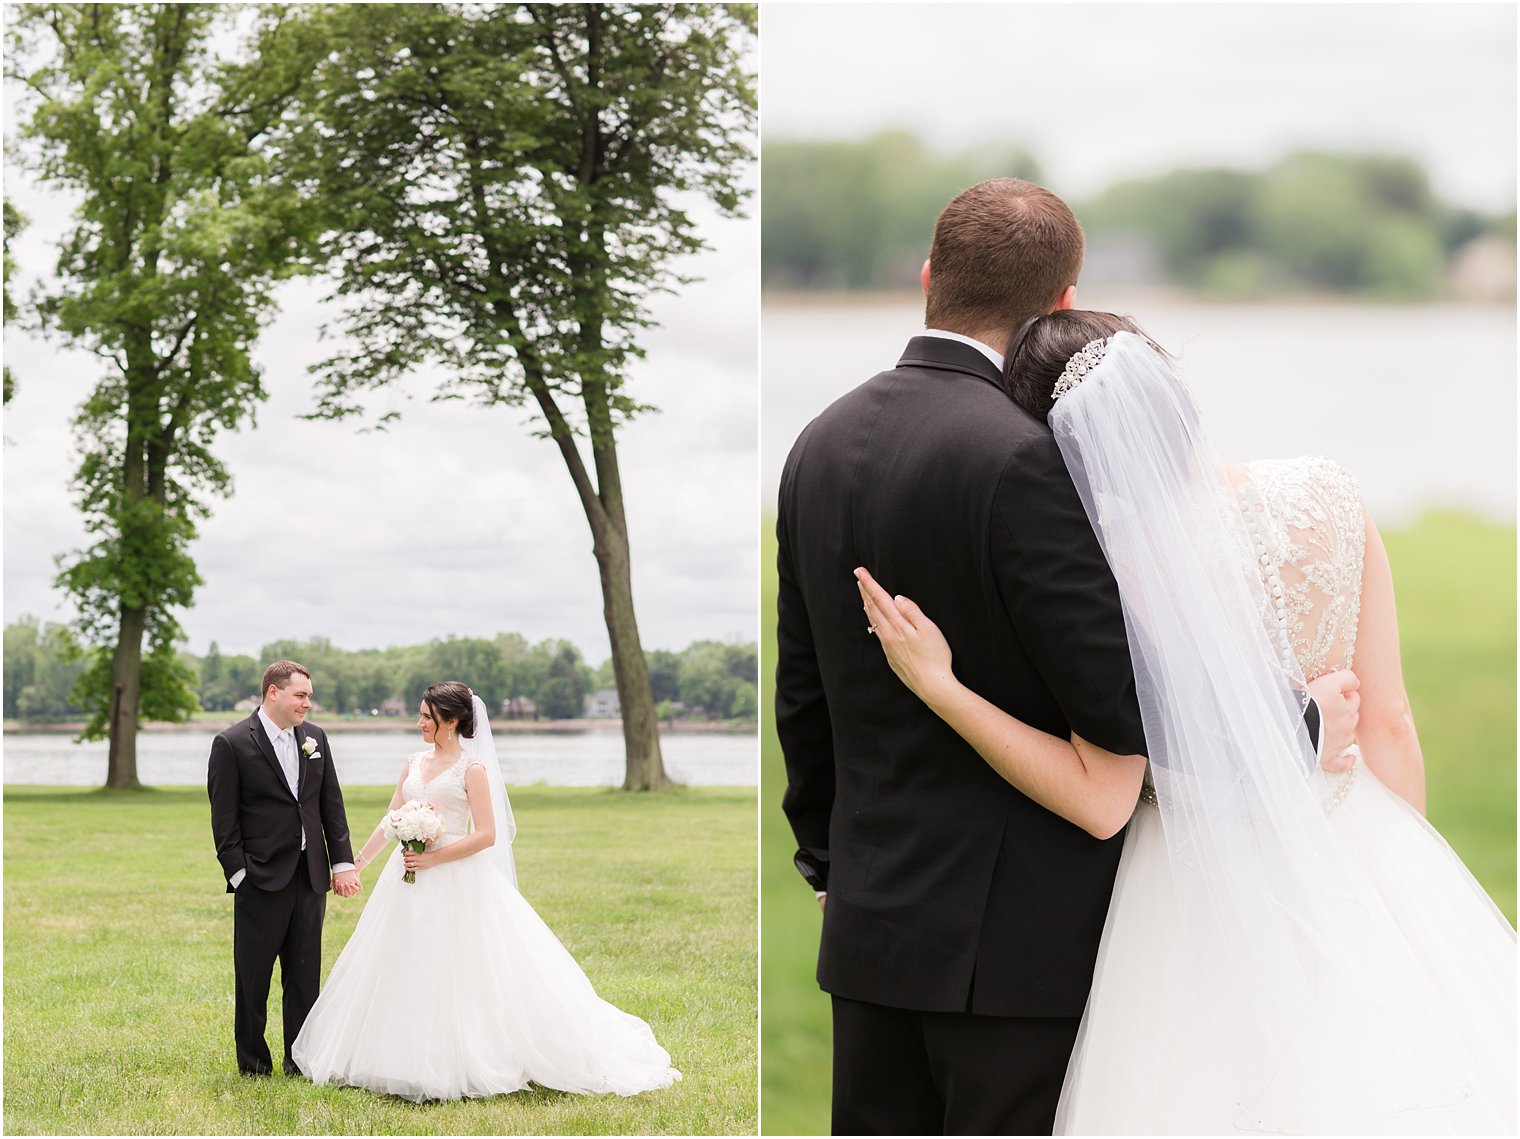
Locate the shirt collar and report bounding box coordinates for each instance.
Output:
[922,328,1006,372]
[257,706,292,746]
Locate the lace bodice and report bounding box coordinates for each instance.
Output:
[402,749,484,842]
[1238,457,1366,681]
[1140,457,1367,810]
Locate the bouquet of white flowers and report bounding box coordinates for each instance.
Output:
[383,800,445,883]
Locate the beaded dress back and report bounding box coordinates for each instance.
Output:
[1140,457,1365,809]
[1239,456,1366,809]
[1238,457,1366,682]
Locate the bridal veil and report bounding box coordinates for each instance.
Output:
[1048,333,1474,1130]
[463,690,518,889]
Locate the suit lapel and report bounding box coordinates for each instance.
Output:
[250,711,297,802]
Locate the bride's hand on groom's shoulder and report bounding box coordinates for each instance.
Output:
[854,567,958,709]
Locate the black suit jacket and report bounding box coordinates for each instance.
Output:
[776,336,1150,1018]
[207,712,354,895]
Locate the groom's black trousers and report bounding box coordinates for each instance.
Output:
[233,868,325,1075]
[831,995,1081,1135]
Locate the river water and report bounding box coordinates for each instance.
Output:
[763,295,1517,524]
[1,727,756,788]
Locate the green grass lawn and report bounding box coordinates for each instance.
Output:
[760,511,1517,1136]
[3,785,756,1136]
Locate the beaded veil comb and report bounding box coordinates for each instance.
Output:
[1051,337,1109,401]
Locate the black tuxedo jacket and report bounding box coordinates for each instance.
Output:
[207,712,354,895]
[776,336,1150,1018]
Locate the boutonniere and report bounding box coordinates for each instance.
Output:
[301,737,321,759]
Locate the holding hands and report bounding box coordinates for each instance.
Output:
[332,868,363,898]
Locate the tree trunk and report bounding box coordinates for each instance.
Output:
[105,604,145,790]
[109,348,152,792]
[590,513,671,791]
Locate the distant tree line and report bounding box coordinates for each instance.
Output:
[2,617,757,725]
[762,131,1044,291]
[762,133,1514,299]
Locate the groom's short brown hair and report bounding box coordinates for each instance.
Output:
[262,659,311,694]
[924,179,1085,337]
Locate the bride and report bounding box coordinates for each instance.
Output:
[856,312,1515,1134]
[290,681,680,1101]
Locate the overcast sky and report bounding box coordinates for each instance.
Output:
[760,3,1516,213]
[3,92,758,664]
[6,3,1516,661]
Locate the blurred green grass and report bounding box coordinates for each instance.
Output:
[760,511,1516,1136]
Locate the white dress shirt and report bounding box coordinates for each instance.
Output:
[228,708,353,889]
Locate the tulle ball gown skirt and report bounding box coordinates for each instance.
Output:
[1055,768,1516,1135]
[291,838,681,1101]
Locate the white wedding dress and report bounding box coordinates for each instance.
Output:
[1055,458,1517,1134]
[290,749,681,1101]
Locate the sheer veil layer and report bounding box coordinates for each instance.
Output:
[1049,333,1479,1132]
[463,690,517,889]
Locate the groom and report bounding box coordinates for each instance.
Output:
[775,179,1358,1134]
[207,660,361,1077]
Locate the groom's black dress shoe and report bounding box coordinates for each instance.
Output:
[239,1067,272,1078]
[283,1060,303,1078]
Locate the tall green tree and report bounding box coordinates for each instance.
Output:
[6,4,316,787]
[269,2,755,789]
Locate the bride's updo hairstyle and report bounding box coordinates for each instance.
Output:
[422,681,476,739]
[1002,310,1169,420]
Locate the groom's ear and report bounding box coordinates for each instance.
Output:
[920,258,932,297]
[1052,284,1077,312]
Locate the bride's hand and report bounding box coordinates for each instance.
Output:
[855,567,959,708]
[402,848,438,874]
[1306,669,1360,769]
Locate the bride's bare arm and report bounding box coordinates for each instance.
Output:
[354,766,410,871]
[402,764,497,873]
[856,568,1145,839]
[1348,508,1426,814]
